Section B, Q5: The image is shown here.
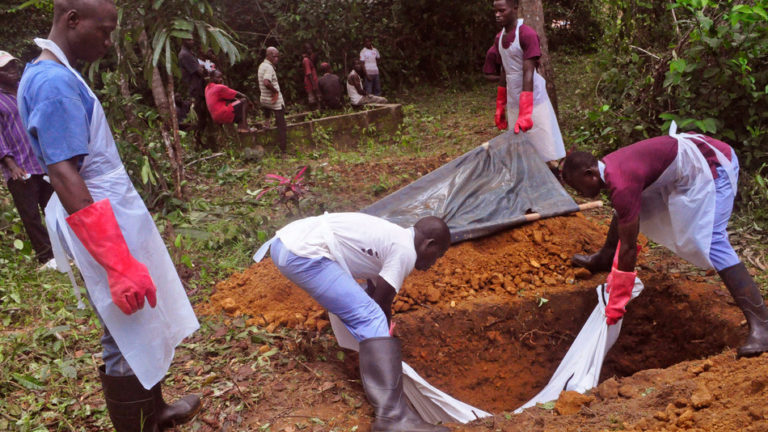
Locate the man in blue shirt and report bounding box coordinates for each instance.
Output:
[19,1,201,430]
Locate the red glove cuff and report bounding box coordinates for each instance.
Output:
[514,91,534,133]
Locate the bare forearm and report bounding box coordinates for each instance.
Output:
[373,276,396,324]
[617,219,640,272]
[264,80,278,94]
[522,59,536,92]
[48,158,93,214]
[484,73,504,83]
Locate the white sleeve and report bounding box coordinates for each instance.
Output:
[378,245,416,293]
[375,48,380,59]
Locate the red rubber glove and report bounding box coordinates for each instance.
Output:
[66,199,157,315]
[495,86,508,130]
[514,91,534,133]
[604,243,636,325]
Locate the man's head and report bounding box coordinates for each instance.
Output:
[51,0,117,63]
[561,151,603,198]
[413,216,451,271]
[0,52,20,88]
[493,0,519,28]
[265,46,279,65]
[319,62,331,74]
[353,59,364,74]
[182,38,195,50]
[364,38,373,49]
[211,70,223,84]
[303,42,313,54]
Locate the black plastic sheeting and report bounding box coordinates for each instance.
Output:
[362,132,578,243]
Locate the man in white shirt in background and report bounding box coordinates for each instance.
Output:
[258,47,287,153]
[259,213,451,431]
[360,38,382,96]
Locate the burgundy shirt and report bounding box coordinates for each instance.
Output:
[604,135,733,223]
[483,25,542,75]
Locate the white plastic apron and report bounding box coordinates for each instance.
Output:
[638,121,736,269]
[31,39,199,390]
[499,19,565,162]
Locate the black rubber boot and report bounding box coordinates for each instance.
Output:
[572,212,619,273]
[99,366,158,432]
[152,382,202,430]
[359,337,450,432]
[719,262,768,358]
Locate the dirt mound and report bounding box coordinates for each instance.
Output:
[198,213,616,326]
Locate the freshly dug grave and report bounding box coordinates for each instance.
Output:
[199,212,752,420]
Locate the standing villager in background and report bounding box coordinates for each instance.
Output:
[360,38,382,96]
[562,124,768,357]
[484,0,565,166]
[0,50,55,268]
[259,46,287,153]
[18,0,201,430]
[301,43,321,109]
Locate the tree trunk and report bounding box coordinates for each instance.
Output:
[520,0,559,117]
[149,65,185,200]
[151,66,172,120]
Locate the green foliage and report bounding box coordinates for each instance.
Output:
[578,0,768,173]
[543,0,602,52]
[0,1,52,62]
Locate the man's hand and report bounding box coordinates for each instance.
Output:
[2,156,27,180]
[270,91,279,104]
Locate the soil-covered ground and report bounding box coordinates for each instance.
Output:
[199,212,768,431]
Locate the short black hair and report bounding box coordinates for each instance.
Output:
[494,0,520,7]
[414,216,451,249]
[561,151,598,183]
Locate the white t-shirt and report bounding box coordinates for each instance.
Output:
[346,70,364,105]
[360,47,380,75]
[276,213,416,292]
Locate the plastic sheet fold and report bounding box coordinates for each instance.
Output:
[363,132,578,243]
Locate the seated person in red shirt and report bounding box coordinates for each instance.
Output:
[561,126,768,358]
[204,71,251,132]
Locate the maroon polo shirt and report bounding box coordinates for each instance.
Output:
[483,25,542,75]
[603,135,732,223]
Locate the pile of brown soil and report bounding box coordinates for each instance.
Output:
[197,213,621,328]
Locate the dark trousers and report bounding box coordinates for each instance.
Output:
[263,108,287,152]
[7,174,54,263]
